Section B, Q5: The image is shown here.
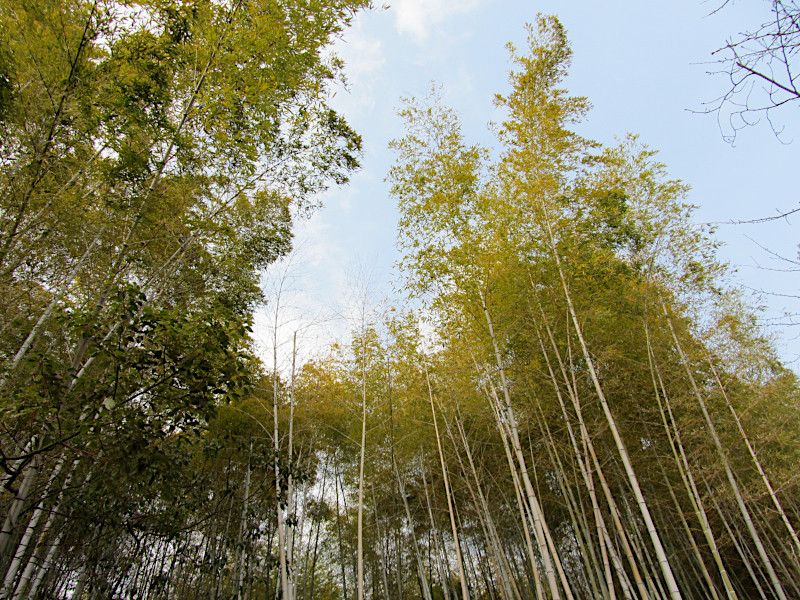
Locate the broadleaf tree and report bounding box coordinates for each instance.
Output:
[0,0,368,597]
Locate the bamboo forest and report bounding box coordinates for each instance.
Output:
[2,1,800,599]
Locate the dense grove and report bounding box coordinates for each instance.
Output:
[1,4,798,600]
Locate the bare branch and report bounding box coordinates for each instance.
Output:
[705,1,800,141]
[704,204,800,225]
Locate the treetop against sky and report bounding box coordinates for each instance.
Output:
[260,0,800,368]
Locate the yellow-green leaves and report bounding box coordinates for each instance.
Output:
[389,89,491,305]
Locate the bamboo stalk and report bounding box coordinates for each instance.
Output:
[661,303,787,600]
[543,231,682,600]
[426,367,470,600]
[479,294,568,600]
[644,323,739,600]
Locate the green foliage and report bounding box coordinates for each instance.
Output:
[386,14,800,600]
[3,8,798,600]
[0,0,367,596]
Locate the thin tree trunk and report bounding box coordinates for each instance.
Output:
[334,457,349,600]
[394,461,433,600]
[357,336,368,600]
[535,328,615,600]
[305,456,329,600]
[479,296,567,600]
[10,456,80,600]
[0,451,39,559]
[426,368,470,600]
[233,441,253,600]
[705,355,800,561]
[372,485,392,600]
[536,315,642,600]
[452,408,519,600]
[479,377,544,600]
[421,463,453,600]
[285,332,298,600]
[542,233,683,600]
[659,464,722,600]
[706,488,768,600]
[1,455,65,598]
[274,345,289,600]
[644,326,738,600]
[662,303,787,600]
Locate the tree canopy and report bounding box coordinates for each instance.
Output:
[1,8,798,600]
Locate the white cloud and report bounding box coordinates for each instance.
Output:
[392,0,480,42]
[253,215,349,371]
[443,65,474,97]
[333,22,385,81]
[326,16,385,115]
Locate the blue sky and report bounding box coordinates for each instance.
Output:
[256,0,800,368]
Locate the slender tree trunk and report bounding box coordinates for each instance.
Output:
[1,455,65,598]
[426,368,470,600]
[659,464,721,600]
[533,323,612,600]
[233,441,253,600]
[357,339,368,600]
[0,451,39,559]
[542,231,683,600]
[662,303,787,600]
[305,455,329,600]
[371,485,392,600]
[537,315,649,600]
[25,527,63,600]
[479,296,566,600]
[706,487,768,600]
[285,332,298,600]
[274,342,289,600]
[394,460,433,600]
[10,456,80,600]
[480,379,544,600]
[452,408,518,600]
[421,463,453,600]
[644,326,738,600]
[334,457,349,600]
[705,355,800,561]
